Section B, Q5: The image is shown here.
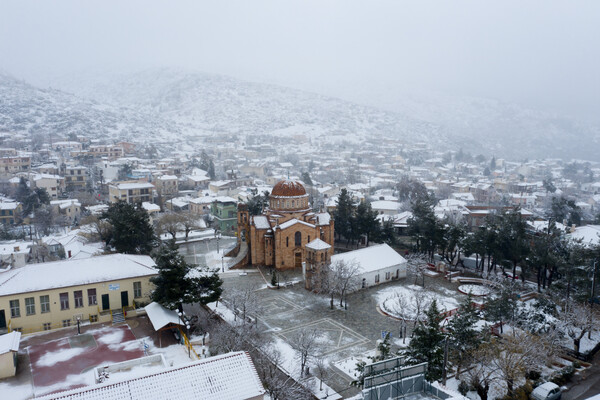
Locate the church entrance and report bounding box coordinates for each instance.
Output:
[294,252,302,268]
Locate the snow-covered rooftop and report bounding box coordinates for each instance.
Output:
[36,351,265,400]
[0,331,21,354]
[253,215,270,230]
[306,238,331,251]
[330,243,406,274]
[144,302,182,331]
[0,254,157,296]
[111,182,154,190]
[277,218,315,230]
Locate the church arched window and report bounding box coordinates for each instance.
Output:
[295,231,301,246]
[286,237,289,247]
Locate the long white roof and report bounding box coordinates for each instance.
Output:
[38,351,265,400]
[0,254,157,296]
[330,243,406,274]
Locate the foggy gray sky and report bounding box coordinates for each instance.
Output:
[1,1,598,120]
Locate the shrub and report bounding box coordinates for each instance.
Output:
[458,380,470,396]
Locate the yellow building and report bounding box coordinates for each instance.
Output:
[0,254,157,334]
[108,181,154,204]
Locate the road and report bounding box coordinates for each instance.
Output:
[564,350,600,400]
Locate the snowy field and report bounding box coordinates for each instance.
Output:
[377,284,462,320]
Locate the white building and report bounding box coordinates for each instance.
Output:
[330,243,407,289]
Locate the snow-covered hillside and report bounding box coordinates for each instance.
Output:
[2,67,598,160]
[46,68,445,146]
[0,72,184,144]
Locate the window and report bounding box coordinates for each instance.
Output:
[88,289,97,306]
[375,274,380,283]
[74,291,83,308]
[60,292,69,310]
[89,315,98,323]
[25,297,35,315]
[286,237,289,247]
[62,319,71,327]
[9,299,20,318]
[43,323,52,331]
[40,295,50,313]
[295,231,301,246]
[134,281,142,298]
[307,235,310,243]
[385,272,391,280]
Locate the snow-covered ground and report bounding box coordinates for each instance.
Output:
[377,284,461,320]
[457,284,491,296]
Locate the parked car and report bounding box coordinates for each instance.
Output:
[531,382,562,400]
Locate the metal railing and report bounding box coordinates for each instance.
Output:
[179,327,201,360]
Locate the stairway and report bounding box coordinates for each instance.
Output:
[112,310,125,324]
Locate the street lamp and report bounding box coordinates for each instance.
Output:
[221,256,224,273]
[76,316,81,335]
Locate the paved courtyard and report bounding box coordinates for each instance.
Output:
[218,268,466,397]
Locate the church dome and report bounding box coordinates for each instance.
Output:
[268,179,310,213]
[271,180,306,197]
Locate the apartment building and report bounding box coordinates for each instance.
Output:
[0,156,30,177]
[108,181,154,204]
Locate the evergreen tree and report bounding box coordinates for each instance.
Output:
[447,294,481,378]
[405,299,445,381]
[408,196,442,261]
[102,201,157,254]
[490,156,496,170]
[301,171,313,186]
[334,189,354,241]
[208,160,216,180]
[150,240,223,310]
[355,201,380,246]
[484,281,519,333]
[497,208,530,281]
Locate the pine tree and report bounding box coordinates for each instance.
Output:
[404,299,445,381]
[447,294,481,378]
[102,201,157,254]
[334,189,354,241]
[150,240,223,310]
[356,201,381,246]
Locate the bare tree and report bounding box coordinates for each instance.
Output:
[314,357,328,392]
[489,330,550,396]
[156,212,186,240]
[560,300,599,353]
[465,341,499,400]
[385,291,412,344]
[289,328,320,377]
[79,214,112,245]
[227,283,263,325]
[181,213,204,239]
[330,259,360,309]
[406,254,428,287]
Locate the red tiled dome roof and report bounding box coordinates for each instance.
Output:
[271,180,306,197]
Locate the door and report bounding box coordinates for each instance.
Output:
[101,294,110,311]
[0,310,5,329]
[121,291,129,308]
[294,252,302,268]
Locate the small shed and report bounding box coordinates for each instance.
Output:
[0,331,21,379]
[144,302,184,347]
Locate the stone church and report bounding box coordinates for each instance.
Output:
[237,179,334,269]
